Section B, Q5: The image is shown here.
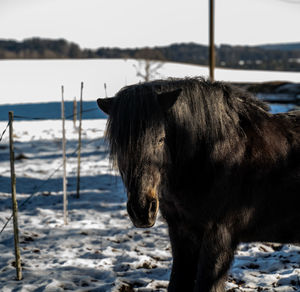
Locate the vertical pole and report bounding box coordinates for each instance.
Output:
[61,86,68,225]
[104,83,107,98]
[9,111,22,281]
[209,0,215,82]
[76,82,83,199]
[73,97,77,129]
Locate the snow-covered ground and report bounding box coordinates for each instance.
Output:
[0,120,173,292]
[0,59,300,291]
[0,120,299,292]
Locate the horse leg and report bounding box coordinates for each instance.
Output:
[194,224,236,292]
[167,223,201,292]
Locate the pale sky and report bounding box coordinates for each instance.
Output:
[0,0,299,49]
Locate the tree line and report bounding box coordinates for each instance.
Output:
[0,38,299,72]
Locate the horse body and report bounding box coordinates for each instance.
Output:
[97,77,300,292]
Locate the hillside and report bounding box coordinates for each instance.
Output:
[259,43,300,51]
[0,38,300,72]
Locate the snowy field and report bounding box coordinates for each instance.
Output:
[0,59,300,291]
[1,120,300,292]
[0,58,300,105]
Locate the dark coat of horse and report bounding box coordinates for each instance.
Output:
[97,77,300,292]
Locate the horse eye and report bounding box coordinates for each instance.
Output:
[157,137,165,146]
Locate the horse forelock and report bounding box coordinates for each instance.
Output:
[105,83,164,169]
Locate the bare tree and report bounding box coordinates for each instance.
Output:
[133,48,165,82]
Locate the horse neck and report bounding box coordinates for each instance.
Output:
[175,107,291,172]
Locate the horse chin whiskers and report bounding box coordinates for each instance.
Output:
[133,220,156,229]
[129,211,157,229]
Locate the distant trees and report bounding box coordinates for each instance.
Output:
[0,38,82,59]
[216,44,300,71]
[0,38,299,72]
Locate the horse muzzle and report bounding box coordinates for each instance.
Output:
[127,196,159,228]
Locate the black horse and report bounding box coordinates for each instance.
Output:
[97,77,300,292]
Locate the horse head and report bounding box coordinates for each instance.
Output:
[97,87,181,228]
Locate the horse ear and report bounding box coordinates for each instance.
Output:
[157,88,182,111]
[97,98,114,115]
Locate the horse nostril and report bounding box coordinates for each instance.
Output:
[149,199,157,215]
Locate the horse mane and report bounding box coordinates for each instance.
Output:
[105,77,273,169]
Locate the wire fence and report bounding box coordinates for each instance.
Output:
[0,120,11,142]
[0,108,99,141]
[0,105,104,236]
[0,146,77,234]
[13,107,98,121]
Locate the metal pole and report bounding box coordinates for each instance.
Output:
[209,0,215,82]
[9,111,22,281]
[76,82,83,199]
[61,86,68,225]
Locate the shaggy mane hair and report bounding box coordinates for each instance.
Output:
[105,77,271,169]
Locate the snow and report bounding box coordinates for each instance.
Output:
[0,59,300,291]
[0,58,299,105]
[1,119,300,291]
[0,120,172,292]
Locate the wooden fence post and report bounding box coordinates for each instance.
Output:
[61,86,68,225]
[9,111,22,281]
[104,83,107,98]
[73,97,77,129]
[209,0,215,82]
[76,82,83,199]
